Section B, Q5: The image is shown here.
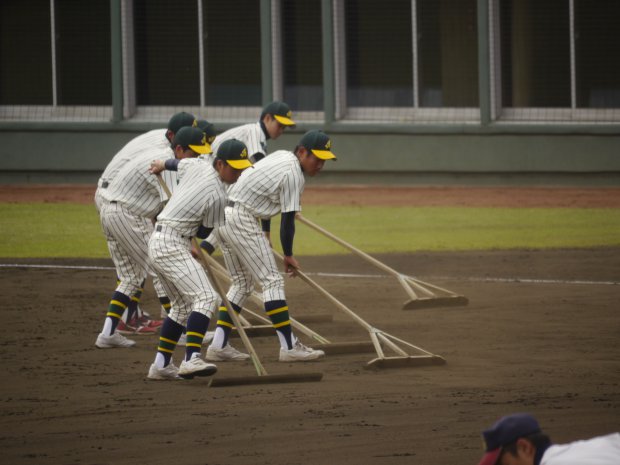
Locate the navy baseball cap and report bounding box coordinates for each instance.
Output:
[216,139,252,170]
[173,126,212,154]
[477,414,541,465]
[168,112,197,133]
[299,130,337,160]
[262,101,296,126]
[196,119,217,144]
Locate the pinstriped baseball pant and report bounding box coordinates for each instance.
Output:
[99,201,166,299]
[217,205,286,305]
[148,224,218,326]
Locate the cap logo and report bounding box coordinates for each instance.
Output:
[201,135,206,145]
[207,136,215,144]
[240,148,248,159]
[286,111,292,118]
[325,139,331,150]
[192,119,198,127]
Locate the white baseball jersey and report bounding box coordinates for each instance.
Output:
[149,160,228,323]
[100,144,178,219]
[94,129,168,211]
[227,150,304,219]
[541,433,620,465]
[156,159,227,237]
[210,122,266,162]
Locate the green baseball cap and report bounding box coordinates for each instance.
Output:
[299,130,336,160]
[262,101,296,126]
[216,139,253,169]
[196,119,217,144]
[167,111,197,133]
[173,126,212,154]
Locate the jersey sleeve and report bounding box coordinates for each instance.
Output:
[279,164,304,213]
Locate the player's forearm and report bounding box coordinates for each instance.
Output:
[280,211,296,257]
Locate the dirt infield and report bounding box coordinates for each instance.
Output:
[1,186,619,465]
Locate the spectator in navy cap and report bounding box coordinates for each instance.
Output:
[476,413,620,465]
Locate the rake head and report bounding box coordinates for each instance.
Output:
[366,355,447,369]
[402,295,469,310]
[208,371,324,387]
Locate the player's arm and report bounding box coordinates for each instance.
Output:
[280,211,299,276]
[150,158,181,174]
[261,218,272,245]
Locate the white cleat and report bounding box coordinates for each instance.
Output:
[206,343,250,362]
[178,356,217,379]
[279,341,325,362]
[95,332,136,349]
[147,362,180,380]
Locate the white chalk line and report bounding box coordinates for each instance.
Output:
[0,263,617,286]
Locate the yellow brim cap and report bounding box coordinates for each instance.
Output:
[189,142,212,154]
[311,149,337,160]
[227,159,253,169]
[273,114,296,126]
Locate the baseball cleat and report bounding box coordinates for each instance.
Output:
[279,341,325,362]
[178,356,217,379]
[95,332,136,349]
[147,362,181,380]
[206,343,250,361]
[116,319,158,336]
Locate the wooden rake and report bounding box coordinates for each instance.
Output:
[202,255,375,355]
[272,250,446,369]
[296,214,468,310]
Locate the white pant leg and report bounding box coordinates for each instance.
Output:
[100,202,150,297]
[149,225,219,326]
[218,206,285,303]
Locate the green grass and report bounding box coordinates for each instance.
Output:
[0,203,619,258]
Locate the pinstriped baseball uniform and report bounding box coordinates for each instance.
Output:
[217,149,304,305]
[149,159,227,325]
[94,129,169,212]
[99,145,178,299]
[210,122,266,163]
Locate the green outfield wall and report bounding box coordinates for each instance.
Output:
[0,128,618,186]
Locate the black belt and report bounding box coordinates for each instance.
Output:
[101,181,109,188]
[227,200,236,207]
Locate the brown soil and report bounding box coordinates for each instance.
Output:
[0,185,619,465]
[1,184,620,207]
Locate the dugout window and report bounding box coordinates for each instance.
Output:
[0,0,112,120]
[338,0,480,123]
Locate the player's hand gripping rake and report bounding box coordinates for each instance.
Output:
[296,214,468,310]
[272,250,446,369]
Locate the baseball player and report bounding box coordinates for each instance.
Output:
[201,101,296,254]
[94,112,198,331]
[205,130,337,362]
[95,125,211,349]
[146,139,252,380]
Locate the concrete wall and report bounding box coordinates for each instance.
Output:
[1,129,619,186]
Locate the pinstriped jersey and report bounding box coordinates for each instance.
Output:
[98,129,168,187]
[228,150,304,219]
[209,122,266,162]
[100,144,178,219]
[156,159,227,237]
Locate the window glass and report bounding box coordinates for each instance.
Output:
[134,0,199,105]
[500,0,570,108]
[55,0,111,105]
[417,0,478,107]
[575,0,620,108]
[0,0,52,104]
[345,0,413,107]
[282,0,323,111]
[203,0,261,106]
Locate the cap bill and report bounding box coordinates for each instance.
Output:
[311,149,337,160]
[227,159,253,169]
[273,114,296,126]
[189,142,212,154]
[477,448,502,465]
